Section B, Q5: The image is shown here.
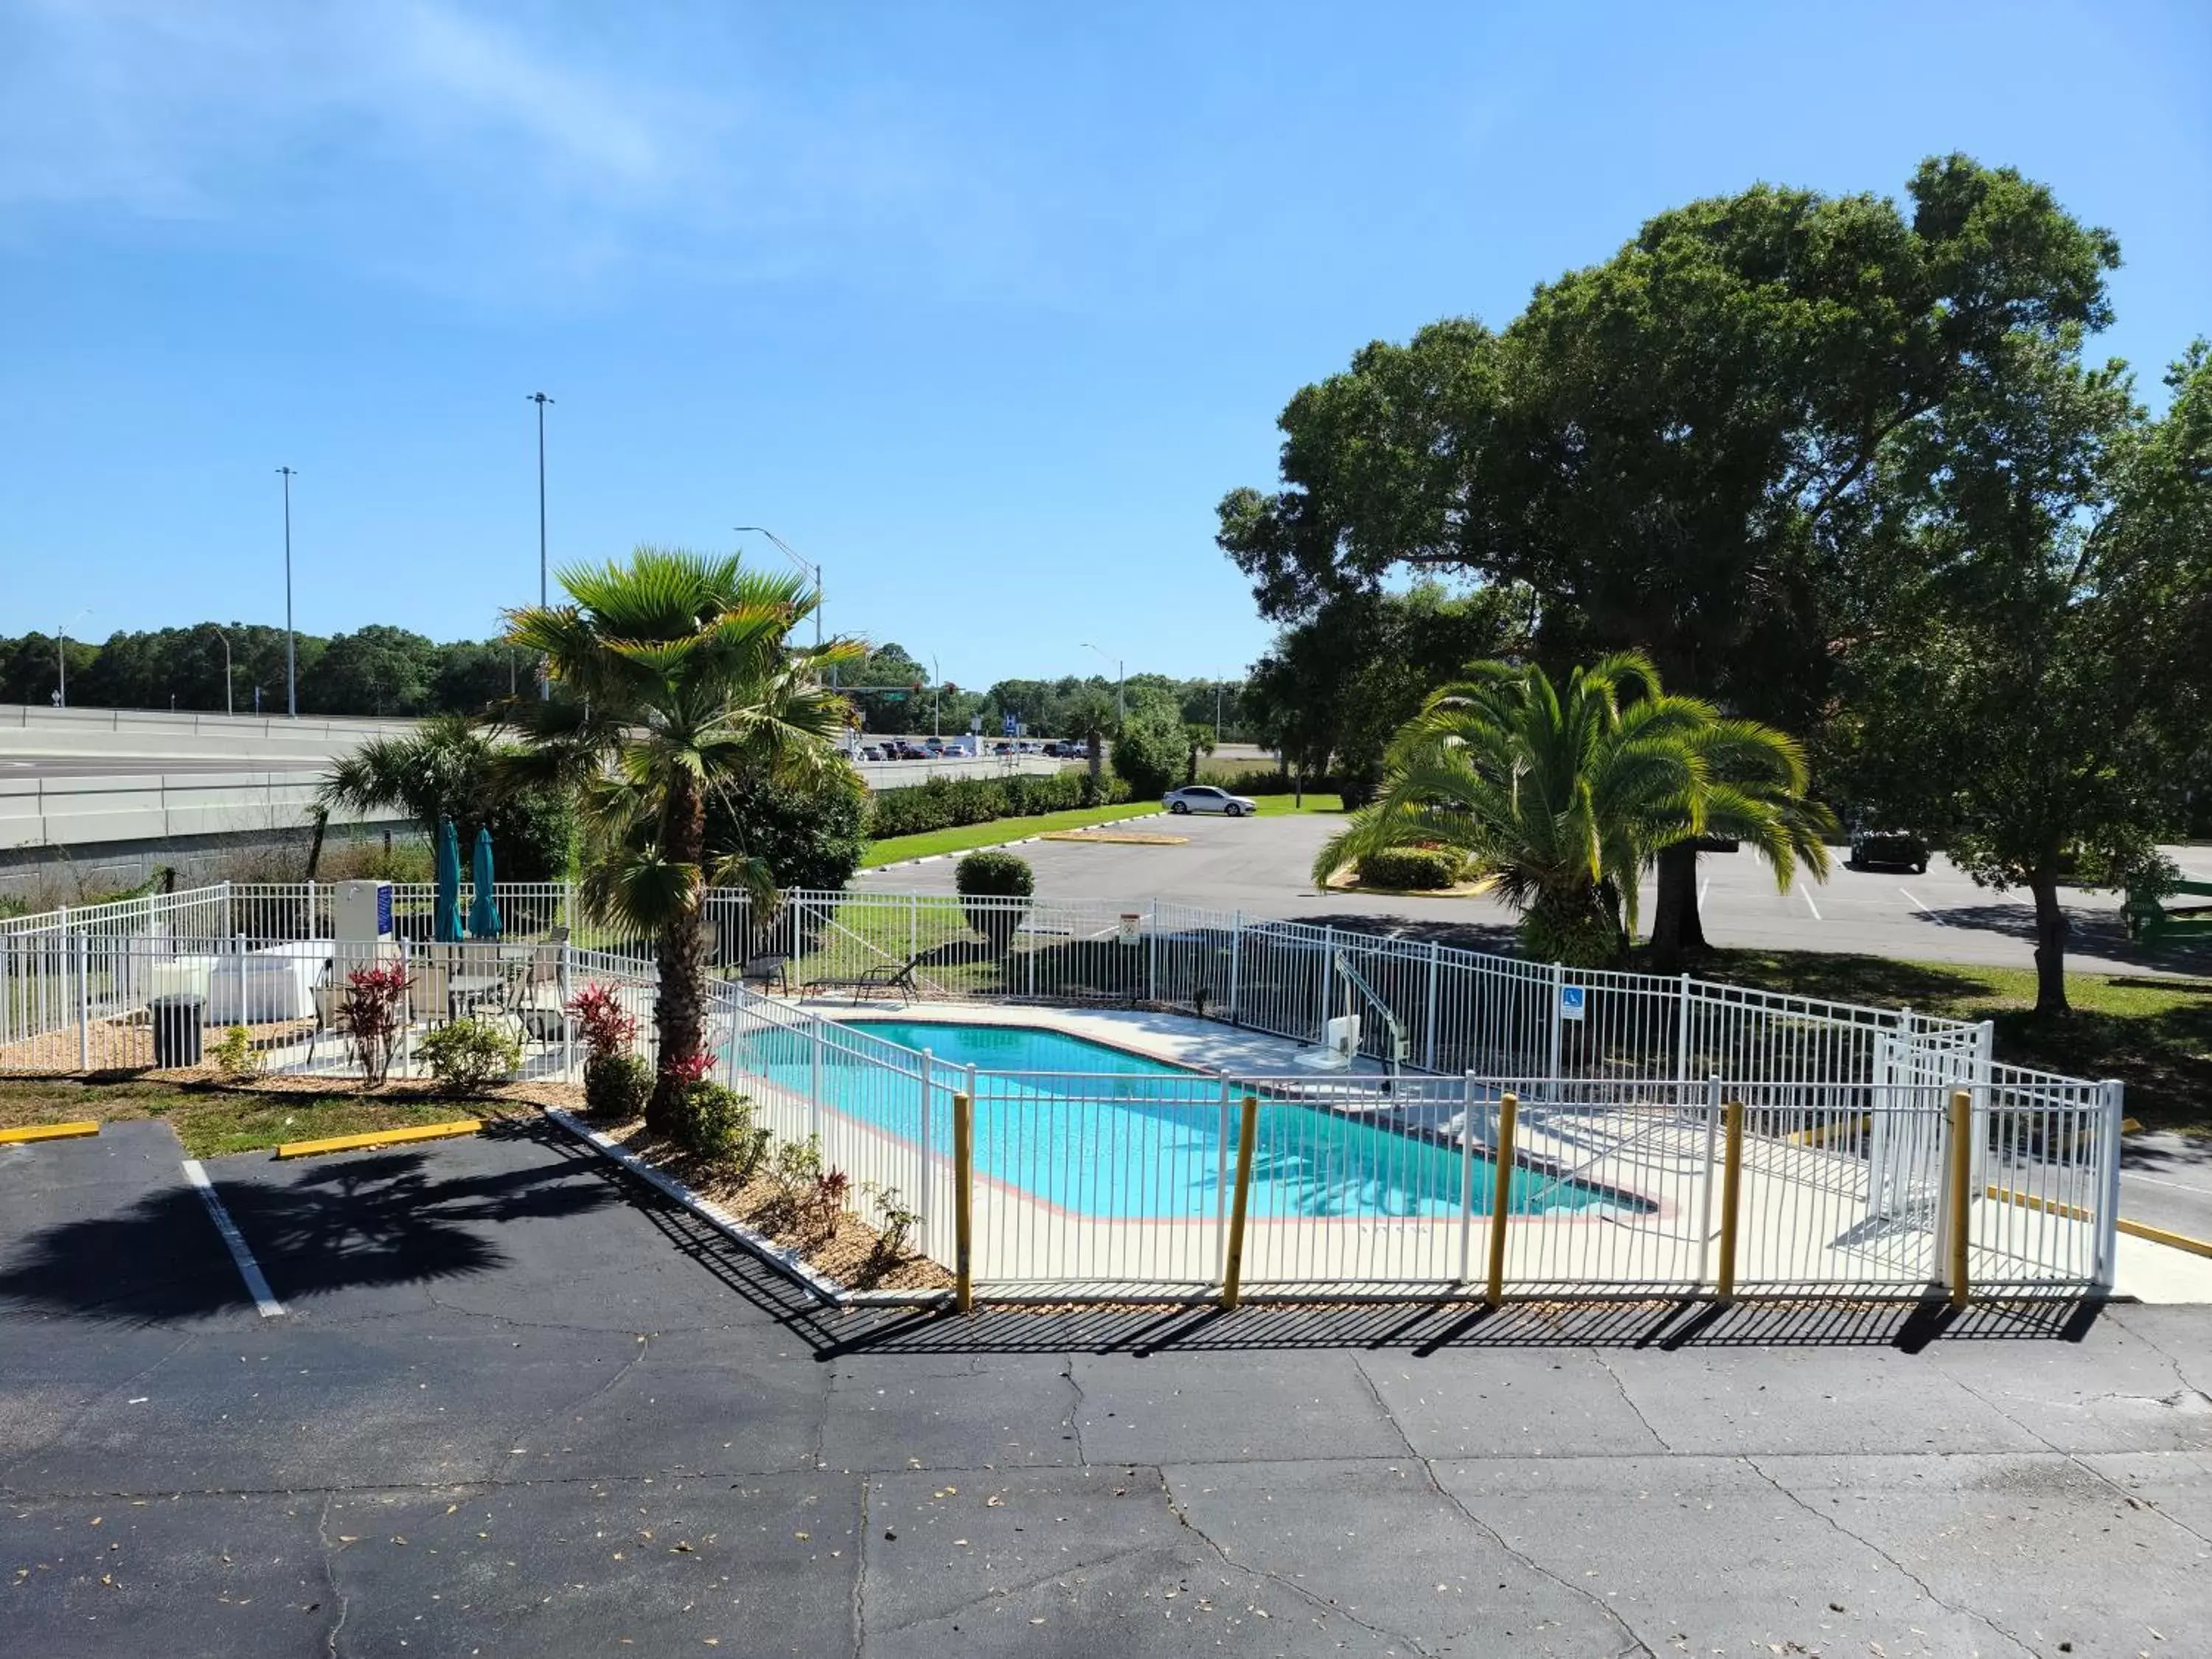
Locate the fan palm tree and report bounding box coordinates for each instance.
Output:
[1313,653,1833,967]
[500,548,861,1130]
[315,713,504,869]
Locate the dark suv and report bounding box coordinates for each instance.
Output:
[1848,830,1930,874]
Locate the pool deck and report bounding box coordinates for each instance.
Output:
[755,995,2212,1304]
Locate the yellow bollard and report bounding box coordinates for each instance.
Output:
[1947,1088,1973,1310]
[1715,1099,1745,1304]
[953,1093,974,1316]
[1220,1093,1260,1310]
[1484,1092,1520,1309]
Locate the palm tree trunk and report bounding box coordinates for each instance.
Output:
[647,768,709,1133]
[1647,843,1708,973]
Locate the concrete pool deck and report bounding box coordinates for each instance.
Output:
[748,998,2212,1304]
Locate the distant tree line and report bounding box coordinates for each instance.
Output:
[0,622,1256,737]
[0,623,540,717]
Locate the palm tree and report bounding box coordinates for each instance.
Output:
[499,548,860,1130]
[316,714,507,851]
[1313,653,1832,967]
[1064,684,1118,793]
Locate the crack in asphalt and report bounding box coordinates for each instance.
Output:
[1159,1469,1440,1656]
[0,1330,197,1493]
[493,1332,655,1482]
[849,1477,869,1658]
[1060,1357,1089,1467]
[2110,1310,2212,1400]
[866,1536,1172,1638]
[315,1490,351,1659]
[1740,1453,2037,1657]
[1941,1369,2212,1552]
[1589,1350,1672,1451]
[1348,1354,1424,1461]
[1416,1460,1660,1658]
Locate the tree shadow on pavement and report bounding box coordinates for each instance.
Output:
[0,1124,616,1325]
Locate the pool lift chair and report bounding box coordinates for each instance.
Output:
[1293,950,1408,1091]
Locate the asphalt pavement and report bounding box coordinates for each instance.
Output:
[860,811,2212,978]
[5,1117,2211,1656]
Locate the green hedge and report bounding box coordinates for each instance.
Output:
[1196,765,1343,797]
[1354,848,1464,889]
[866,771,1130,840]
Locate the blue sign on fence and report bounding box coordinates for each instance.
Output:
[1558,984,1587,1020]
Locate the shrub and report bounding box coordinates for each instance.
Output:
[866,771,1130,841]
[705,771,867,891]
[565,982,638,1065]
[1354,848,1464,890]
[212,1024,264,1081]
[416,1018,521,1093]
[341,962,409,1085]
[860,1180,919,1262]
[676,1079,765,1163]
[809,1167,851,1239]
[771,1133,825,1215]
[584,1052,652,1121]
[1110,700,1189,798]
[956,850,1034,947]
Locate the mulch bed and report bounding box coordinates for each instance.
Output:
[597,1118,954,1295]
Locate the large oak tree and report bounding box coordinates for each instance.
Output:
[1220,156,2119,970]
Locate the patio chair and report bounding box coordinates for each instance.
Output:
[740,951,794,995]
[803,953,922,1005]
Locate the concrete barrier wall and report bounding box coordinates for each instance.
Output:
[0,703,420,764]
[0,771,402,852]
[852,755,1070,790]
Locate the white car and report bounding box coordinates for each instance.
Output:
[1163,785,1257,817]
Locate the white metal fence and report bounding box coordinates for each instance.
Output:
[714,985,2121,1301]
[0,880,2123,1302]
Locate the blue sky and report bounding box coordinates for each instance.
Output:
[3,1,2206,686]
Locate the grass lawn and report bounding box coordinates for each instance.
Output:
[1251,792,1344,816]
[860,802,1160,866]
[1688,948,2212,1135]
[0,1079,493,1159]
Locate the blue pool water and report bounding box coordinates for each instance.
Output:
[728,1018,1642,1222]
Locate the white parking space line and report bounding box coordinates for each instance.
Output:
[1901,887,1946,925]
[1798,883,1821,922]
[1698,877,1710,910]
[181,1160,285,1318]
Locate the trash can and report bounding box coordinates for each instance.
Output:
[150,995,205,1068]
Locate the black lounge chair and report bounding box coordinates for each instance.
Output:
[803,955,921,1004]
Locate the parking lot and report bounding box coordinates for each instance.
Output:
[7,1117,2212,1655]
[862,811,2208,977]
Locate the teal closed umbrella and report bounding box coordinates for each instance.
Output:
[434,818,462,944]
[467,827,501,940]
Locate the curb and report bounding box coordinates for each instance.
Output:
[1986,1182,2212,1261]
[0,1120,100,1146]
[276,1119,481,1160]
[543,1107,849,1307]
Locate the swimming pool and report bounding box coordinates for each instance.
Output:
[727,1016,1646,1222]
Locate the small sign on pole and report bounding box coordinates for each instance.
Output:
[1558,984,1587,1020]
[1117,912,1141,946]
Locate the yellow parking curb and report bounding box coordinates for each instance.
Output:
[1986,1183,2212,1259]
[0,1121,100,1146]
[276,1120,481,1160]
[2117,1217,2212,1260]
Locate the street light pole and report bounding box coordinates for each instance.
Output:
[528,393,554,699]
[204,625,233,717]
[733,526,823,650]
[276,466,298,717]
[1082,642,1124,723]
[56,608,90,708]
